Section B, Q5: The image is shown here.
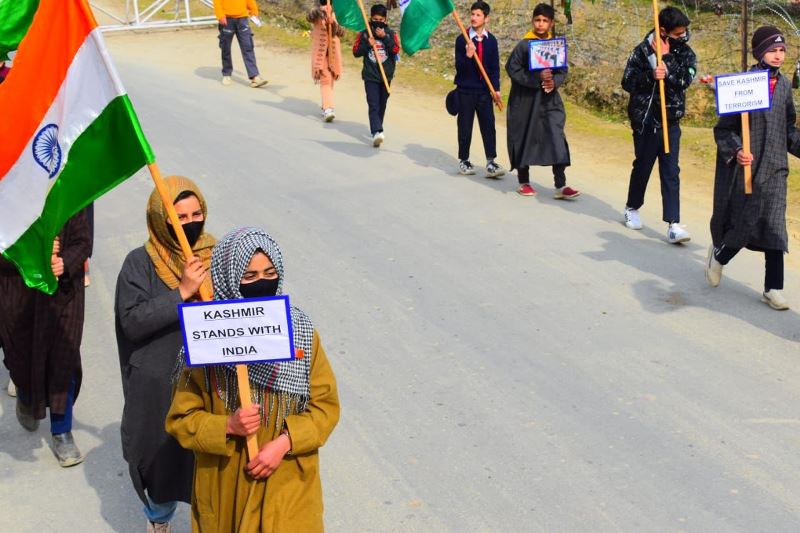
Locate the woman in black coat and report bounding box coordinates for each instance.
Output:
[114,176,215,530]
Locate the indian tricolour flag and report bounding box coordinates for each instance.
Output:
[0,0,154,294]
[398,0,454,55]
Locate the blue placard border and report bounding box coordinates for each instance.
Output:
[715,70,772,116]
[528,37,568,71]
[178,295,296,367]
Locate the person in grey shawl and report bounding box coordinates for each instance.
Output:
[707,26,800,310]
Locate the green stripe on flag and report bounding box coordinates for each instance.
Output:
[332,0,365,32]
[400,0,454,55]
[0,0,40,61]
[2,94,154,294]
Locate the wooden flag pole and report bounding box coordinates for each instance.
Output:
[651,0,670,153]
[147,162,259,461]
[741,112,752,194]
[355,0,392,94]
[741,0,752,195]
[451,10,504,110]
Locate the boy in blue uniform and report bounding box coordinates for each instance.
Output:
[454,1,505,178]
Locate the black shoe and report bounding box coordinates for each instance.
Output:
[52,432,84,467]
[485,160,506,179]
[459,160,476,175]
[16,398,39,432]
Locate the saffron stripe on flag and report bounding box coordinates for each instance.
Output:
[0,29,123,250]
[0,0,96,178]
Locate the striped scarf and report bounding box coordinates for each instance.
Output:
[176,227,313,428]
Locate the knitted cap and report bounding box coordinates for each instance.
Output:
[752,26,786,60]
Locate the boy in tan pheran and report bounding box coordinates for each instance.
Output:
[505,3,580,199]
[308,0,344,122]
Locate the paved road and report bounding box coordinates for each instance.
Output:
[1,28,799,532]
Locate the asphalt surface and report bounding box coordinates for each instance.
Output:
[1,28,799,532]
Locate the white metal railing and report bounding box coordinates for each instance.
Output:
[90,0,217,31]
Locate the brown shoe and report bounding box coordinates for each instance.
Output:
[16,398,39,431]
[51,432,84,467]
[249,76,268,88]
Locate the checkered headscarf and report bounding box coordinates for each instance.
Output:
[176,227,313,424]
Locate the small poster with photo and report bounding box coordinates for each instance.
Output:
[528,37,567,70]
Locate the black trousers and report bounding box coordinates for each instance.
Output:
[365,81,390,135]
[457,90,496,161]
[626,123,681,223]
[715,246,784,291]
[517,165,567,188]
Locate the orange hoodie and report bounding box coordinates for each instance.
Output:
[213,0,258,20]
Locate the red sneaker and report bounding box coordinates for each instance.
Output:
[517,183,536,196]
[554,186,580,200]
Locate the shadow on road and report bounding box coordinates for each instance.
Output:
[252,93,322,120]
[312,139,385,159]
[193,66,285,91]
[403,143,516,195]
[586,230,800,341]
[542,183,681,244]
[252,92,378,149]
[0,406,43,465]
[81,421,157,532]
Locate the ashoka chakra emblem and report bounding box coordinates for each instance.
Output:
[32,124,62,179]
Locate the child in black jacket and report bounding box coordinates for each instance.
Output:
[353,3,399,147]
[621,6,696,243]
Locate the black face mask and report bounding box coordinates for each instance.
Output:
[370,20,386,31]
[667,30,689,48]
[239,278,280,299]
[167,220,204,248]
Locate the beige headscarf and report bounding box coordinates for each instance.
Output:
[144,176,215,300]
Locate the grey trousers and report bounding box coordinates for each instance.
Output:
[219,17,259,78]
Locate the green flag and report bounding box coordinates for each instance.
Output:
[332,0,365,32]
[399,0,454,55]
[0,0,40,61]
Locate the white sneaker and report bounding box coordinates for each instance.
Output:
[705,245,723,287]
[762,289,790,310]
[7,378,16,397]
[372,131,384,147]
[624,207,642,230]
[667,223,691,244]
[323,108,335,122]
[221,75,232,86]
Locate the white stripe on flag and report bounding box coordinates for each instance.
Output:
[0,29,123,251]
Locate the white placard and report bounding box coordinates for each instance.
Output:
[179,296,295,366]
[715,70,771,116]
